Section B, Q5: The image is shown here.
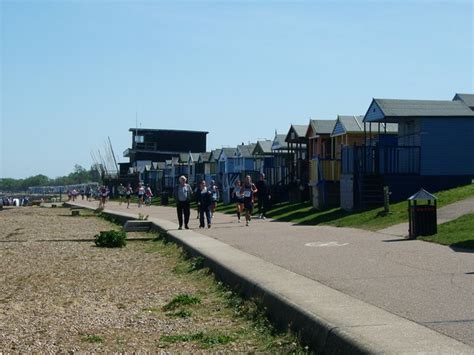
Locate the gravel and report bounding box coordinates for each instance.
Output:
[0,206,290,352]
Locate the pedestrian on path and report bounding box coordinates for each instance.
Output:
[145,185,153,206]
[232,179,244,223]
[137,183,145,208]
[117,183,125,205]
[85,186,92,201]
[209,180,219,218]
[194,183,200,220]
[196,180,212,228]
[255,173,271,219]
[98,185,109,209]
[125,183,132,208]
[173,176,193,230]
[242,175,258,226]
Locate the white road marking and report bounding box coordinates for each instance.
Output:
[305,241,349,247]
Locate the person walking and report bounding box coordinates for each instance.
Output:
[173,176,193,230]
[85,186,92,201]
[255,173,271,219]
[209,180,219,218]
[232,179,244,223]
[125,183,132,208]
[196,180,212,228]
[145,185,153,206]
[118,183,125,205]
[137,183,145,208]
[242,175,258,226]
[98,185,109,209]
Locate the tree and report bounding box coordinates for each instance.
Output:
[1,165,101,192]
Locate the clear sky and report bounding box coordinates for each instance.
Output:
[1,0,473,179]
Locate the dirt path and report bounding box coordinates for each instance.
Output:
[0,207,301,352]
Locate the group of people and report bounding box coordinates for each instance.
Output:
[116,182,153,209]
[1,196,29,207]
[173,177,219,229]
[232,173,271,226]
[173,173,271,230]
[67,186,95,202]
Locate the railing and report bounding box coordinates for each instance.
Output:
[309,158,341,184]
[342,146,421,175]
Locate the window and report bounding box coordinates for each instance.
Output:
[134,135,144,143]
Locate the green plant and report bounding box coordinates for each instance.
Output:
[168,309,192,318]
[190,256,206,271]
[94,230,127,248]
[162,294,201,311]
[84,334,104,343]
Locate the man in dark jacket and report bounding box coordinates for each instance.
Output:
[255,173,271,219]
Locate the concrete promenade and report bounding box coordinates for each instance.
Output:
[69,198,473,352]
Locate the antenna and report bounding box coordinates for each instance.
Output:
[108,136,119,172]
[134,112,138,149]
[97,149,108,176]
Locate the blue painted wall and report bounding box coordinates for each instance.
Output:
[227,158,236,173]
[244,158,254,171]
[421,117,474,175]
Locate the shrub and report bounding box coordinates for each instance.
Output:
[94,230,127,248]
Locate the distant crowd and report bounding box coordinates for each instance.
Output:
[69,173,272,230]
[1,196,29,207]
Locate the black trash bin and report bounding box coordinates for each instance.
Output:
[161,192,169,206]
[408,188,437,239]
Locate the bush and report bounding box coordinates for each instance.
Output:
[94,230,127,248]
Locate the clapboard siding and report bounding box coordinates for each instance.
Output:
[398,118,421,146]
[332,120,346,136]
[421,117,474,175]
[364,100,385,122]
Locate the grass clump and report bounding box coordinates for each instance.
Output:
[94,230,127,248]
[160,332,233,348]
[162,294,201,311]
[84,334,104,343]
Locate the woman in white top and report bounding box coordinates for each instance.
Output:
[242,175,258,226]
[137,183,145,208]
[232,179,244,223]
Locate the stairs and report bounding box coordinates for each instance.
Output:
[360,175,384,209]
[124,220,152,232]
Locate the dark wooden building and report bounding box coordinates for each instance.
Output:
[123,128,208,164]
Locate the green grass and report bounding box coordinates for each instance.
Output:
[83,334,104,343]
[162,294,201,311]
[419,213,474,249]
[262,183,474,231]
[160,332,234,348]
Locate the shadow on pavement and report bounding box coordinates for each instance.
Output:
[0,237,155,243]
[383,238,415,242]
[450,244,474,253]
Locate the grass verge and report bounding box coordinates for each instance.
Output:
[419,213,474,249]
[265,183,474,231]
[145,235,307,352]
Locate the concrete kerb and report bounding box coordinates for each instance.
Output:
[67,202,473,354]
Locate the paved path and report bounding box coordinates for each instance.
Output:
[71,199,474,348]
[378,196,474,236]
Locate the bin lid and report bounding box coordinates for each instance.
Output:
[408,188,437,201]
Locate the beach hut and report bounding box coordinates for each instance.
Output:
[341,97,474,210]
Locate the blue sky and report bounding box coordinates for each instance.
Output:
[1,0,472,179]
